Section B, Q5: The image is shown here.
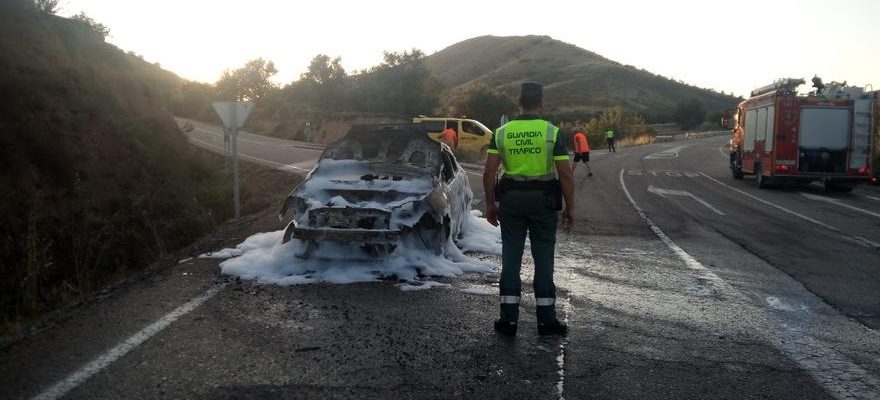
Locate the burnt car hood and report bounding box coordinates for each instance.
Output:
[294,159,436,210]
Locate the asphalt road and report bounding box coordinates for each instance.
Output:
[2,122,879,399]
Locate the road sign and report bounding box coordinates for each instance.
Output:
[212,102,253,129]
[212,101,253,219]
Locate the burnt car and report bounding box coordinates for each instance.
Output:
[279,124,473,258]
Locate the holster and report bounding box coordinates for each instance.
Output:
[496,177,562,211]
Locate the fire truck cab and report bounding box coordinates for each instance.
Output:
[729,78,875,191]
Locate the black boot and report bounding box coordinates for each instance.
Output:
[494,319,517,336]
[537,319,568,336]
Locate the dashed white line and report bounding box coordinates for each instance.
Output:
[31,283,227,400]
[698,172,880,249]
[619,169,880,399]
[863,195,880,202]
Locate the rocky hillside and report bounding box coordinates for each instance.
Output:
[425,35,738,118]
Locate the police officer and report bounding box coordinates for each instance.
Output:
[483,81,575,336]
[605,129,616,152]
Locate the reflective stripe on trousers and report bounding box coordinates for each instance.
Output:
[536,297,556,306]
[501,295,520,304]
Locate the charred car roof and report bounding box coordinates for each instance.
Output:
[320,124,442,172]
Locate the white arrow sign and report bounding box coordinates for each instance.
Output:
[800,192,880,219]
[648,185,726,215]
[644,145,690,160]
[212,101,253,129]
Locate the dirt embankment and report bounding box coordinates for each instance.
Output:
[0,1,297,332]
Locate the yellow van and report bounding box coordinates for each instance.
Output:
[412,116,493,154]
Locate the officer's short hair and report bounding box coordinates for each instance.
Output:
[519,81,543,109]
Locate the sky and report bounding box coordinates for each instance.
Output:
[61,0,879,98]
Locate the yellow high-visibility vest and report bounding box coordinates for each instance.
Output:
[490,119,566,180]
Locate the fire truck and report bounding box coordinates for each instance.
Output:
[729,77,875,191]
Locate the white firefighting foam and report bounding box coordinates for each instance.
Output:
[211,210,501,288]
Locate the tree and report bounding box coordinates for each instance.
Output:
[583,106,649,147]
[71,12,110,39]
[297,54,347,110]
[301,54,346,85]
[673,98,706,130]
[32,0,59,14]
[216,58,278,102]
[349,48,439,116]
[446,84,516,129]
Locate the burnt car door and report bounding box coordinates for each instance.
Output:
[439,148,472,240]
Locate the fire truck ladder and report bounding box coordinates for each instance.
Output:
[851,99,873,171]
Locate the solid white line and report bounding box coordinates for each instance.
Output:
[31,284,227,400]
[619,169,880,399]
[188,137,311,172]
[718,143,729,159]
[698,172,880,249]
[620,170,722,275]
[800,192,880,220]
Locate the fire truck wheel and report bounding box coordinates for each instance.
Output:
[756,164,773,189]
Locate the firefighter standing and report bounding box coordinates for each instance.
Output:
[605,129,616,152]
[483,81,574,336]
[572,128,593,177]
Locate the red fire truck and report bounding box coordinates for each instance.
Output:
[729,78,875,191]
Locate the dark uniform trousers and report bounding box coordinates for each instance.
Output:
[498,188,558,323]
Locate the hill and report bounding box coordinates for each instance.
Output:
[0,0,233,327]
[425,35,739,120]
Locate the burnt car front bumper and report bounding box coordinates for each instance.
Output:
[288,226,401,243]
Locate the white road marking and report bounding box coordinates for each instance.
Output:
[862,195,880,202]
[644,144,690,160]
[619,169,880,399]
[698,172,880,249]
[31,284,227,400]
[718,143,729,159]
[191,125,323,150]
[555,288,572,400]
[188,137,311,172]
[800,192,880,220]
[648,185,726,215]
[627,169,700,178]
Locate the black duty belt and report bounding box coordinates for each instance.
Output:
[499,177,560,191]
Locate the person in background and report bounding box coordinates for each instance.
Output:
[605,129,616,152]
[441,123,458,150]
[483,81,574,337]
[572,128,593,177]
